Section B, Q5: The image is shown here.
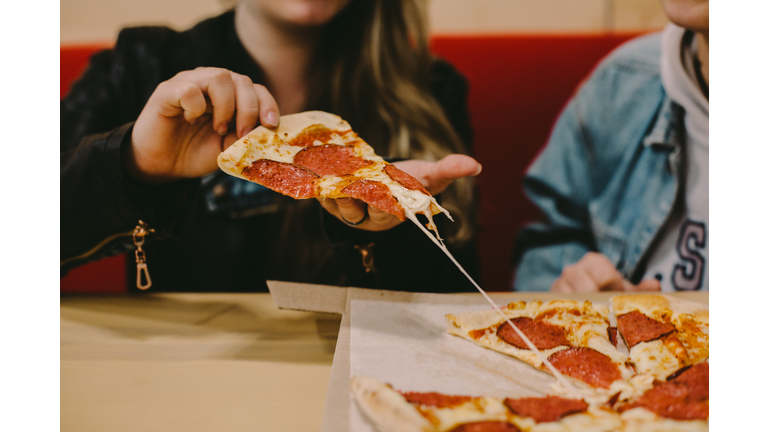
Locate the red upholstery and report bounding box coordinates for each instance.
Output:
[430,33,641,290]
[60,32,644,293]
[60,44,110,99]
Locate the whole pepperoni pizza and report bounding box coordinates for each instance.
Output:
[353,295,709,432]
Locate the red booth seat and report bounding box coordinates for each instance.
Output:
[60,32,644,293]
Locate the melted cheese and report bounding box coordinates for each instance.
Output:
[629,339,685,380]
[240,136,306,165]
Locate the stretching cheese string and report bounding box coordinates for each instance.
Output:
[405,211,587,401]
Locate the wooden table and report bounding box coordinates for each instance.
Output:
[62,290,708,431]
[61,293,341,432]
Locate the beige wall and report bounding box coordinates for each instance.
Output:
[61,0,667,44]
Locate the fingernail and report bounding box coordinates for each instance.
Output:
[473,164,483,175]
[218,123,229,136]
[265,111,277,126]
[336,198,351,204]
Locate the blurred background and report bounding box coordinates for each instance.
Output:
[61,0,666,42]
[61,0,668,294]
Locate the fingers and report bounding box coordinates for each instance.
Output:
[230,72,259,137]
[203,69,236,135]
[335,198,368,225]
[636,279,662,291]
[318,197,402,232]
[368,206,398,226]
[551,278,576,293]
[551,252,665,293]
[580,252,626,291]
[428,154,482,194]
[558,263,601,293]
[394,155,482,195]
[436,154,483,178]
[151,80,208,122]
[551,252,624,293]
[252,84,279,128]
[229,77,279,136]
[164,68,279,137]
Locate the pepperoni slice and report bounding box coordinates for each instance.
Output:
[241,159,319,199]
[617,311,676,348]
[547,347,622,389]
[448,421,521,432]
[619,364,709,420]
[608,327,618,348]
[669,362,709,400]
[496,318,570,350]
[619,385,708,420]
[287,125,353,147]
[294,145,373,177]
[400,391,473,408]
[384,164,430,195]
[341,179,405,221]
[503,396,588,423]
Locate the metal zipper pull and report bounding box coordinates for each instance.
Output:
[354,243,376,274]
[133,220,155,290]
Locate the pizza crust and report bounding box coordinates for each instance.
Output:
[351,376,638,432]
[351,375,434,432]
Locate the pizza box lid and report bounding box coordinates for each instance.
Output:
[267,280,708,432]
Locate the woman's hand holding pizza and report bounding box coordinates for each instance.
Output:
[551,252,661,293]
[320,154,482,231]
[126,67,280,184]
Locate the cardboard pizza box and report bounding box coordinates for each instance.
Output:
[266,281,709,432]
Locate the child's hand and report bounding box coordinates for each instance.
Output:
[551,252,661,293]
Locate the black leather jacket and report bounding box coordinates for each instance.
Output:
[61,11,479,292]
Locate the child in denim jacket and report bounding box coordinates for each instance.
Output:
[514,0,709,293]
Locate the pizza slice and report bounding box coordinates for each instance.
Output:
[610,294,709,381]
[351,375,622,432]
[445,301,643,401]
[616,362,709,432]
[217,110,449,235]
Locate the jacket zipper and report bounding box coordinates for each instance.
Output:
[60,220,155,290]
[132,221,155,290]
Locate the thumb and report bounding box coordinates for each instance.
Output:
[429,155,482,194]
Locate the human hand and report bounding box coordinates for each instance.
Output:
[320,154,482,231]
[126,67,279,183]
[550,252,662,293]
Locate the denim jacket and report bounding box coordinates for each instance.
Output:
[513,33,685,292]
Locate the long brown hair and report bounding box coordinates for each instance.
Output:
[307,0,476,246]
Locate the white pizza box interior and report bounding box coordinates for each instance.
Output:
[267,280,709,432]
